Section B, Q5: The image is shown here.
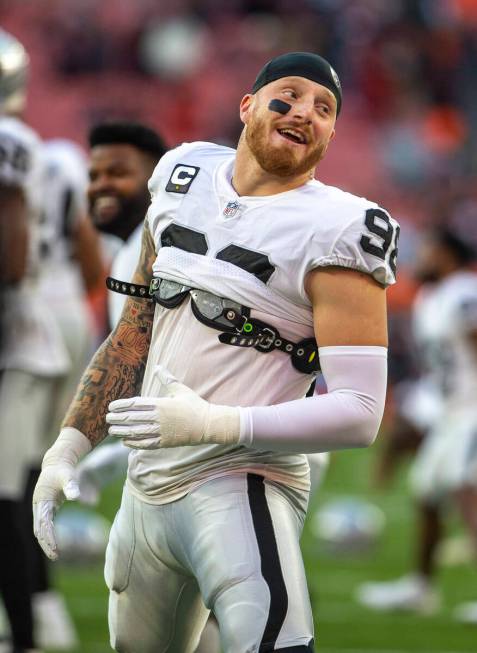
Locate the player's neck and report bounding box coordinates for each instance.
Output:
[233,145,313,197]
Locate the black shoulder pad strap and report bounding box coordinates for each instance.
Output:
[106,277,152,299]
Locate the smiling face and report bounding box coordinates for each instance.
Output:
[88,144,154,240]
[240,76,337,179]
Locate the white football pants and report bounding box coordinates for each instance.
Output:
[105,474,315,653]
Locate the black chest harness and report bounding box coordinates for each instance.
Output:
[107,276,320,375]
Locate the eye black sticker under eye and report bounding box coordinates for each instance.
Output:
[268,99,291,115]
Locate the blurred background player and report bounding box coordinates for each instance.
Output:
[21,138,104,650]
[0,29,55,653]
[87,121,168,329]
[357,224,477,622]
[0,28,105,652]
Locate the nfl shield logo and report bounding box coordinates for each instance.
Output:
[223,200,244,218]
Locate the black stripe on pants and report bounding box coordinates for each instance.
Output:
[247,474,288,652]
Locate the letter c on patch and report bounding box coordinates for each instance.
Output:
[166,164,200,194]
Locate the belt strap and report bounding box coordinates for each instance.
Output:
[217,309,319,374]
[106,276,319,374]
[106,277,151,298]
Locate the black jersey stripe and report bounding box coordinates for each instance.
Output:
[247,473,288,651]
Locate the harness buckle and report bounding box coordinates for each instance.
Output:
[255,327,276,352]
[223,308,247,331]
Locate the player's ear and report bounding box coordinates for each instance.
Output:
[239,94,254,125]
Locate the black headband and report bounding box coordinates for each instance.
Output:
[252,51,342,115]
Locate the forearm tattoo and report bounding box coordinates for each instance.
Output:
[62,224,156,446]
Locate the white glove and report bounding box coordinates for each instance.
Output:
[106,365,240,449]
[33,427,92,560]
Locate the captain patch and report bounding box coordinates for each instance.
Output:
[165,164,200,194]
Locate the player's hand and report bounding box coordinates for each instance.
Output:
[33,462,79,561]
[106,365,240,449]
[32,427,92,561]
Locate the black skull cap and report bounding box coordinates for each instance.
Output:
[252,51,342,115]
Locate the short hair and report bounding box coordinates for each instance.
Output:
[88,121,168,163]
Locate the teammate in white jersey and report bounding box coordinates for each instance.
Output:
[35,139,102,443]
[87,121,168,329]
[22,138,105,651]
[0,29,48,653]
[33,52,399,652]
[357,226,477,621]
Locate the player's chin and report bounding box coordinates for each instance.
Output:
[97,206,120,222]
[271,151,309,177]
[92,209,120,230]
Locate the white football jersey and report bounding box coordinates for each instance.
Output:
[108,223,143,328]
[36,139,95,396]
[0,117,69,375]
[412,270,477,410]
[0,116,44,217]
[127,141,399,504]
[38,139,89,302]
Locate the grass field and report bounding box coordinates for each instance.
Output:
[49,444,477,652]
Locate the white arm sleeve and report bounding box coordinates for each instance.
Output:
[239,346,387,453]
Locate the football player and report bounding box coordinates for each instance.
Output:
[33,52,399,652]
[0,30,104,652]
[0,29,54,653]
[357,225,477,621]
[88,121,168,328]
[23,138,104,650]
[80,121,328,507]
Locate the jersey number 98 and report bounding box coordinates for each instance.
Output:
[360,208,399,276]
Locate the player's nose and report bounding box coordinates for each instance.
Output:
[289,96,314,123]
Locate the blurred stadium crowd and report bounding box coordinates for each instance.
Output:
[2,0,477,196]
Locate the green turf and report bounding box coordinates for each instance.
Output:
[50,446,477,652]
[303,448,477,652]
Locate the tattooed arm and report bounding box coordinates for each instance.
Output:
[63,223,156,446]
[33,222,157,560]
